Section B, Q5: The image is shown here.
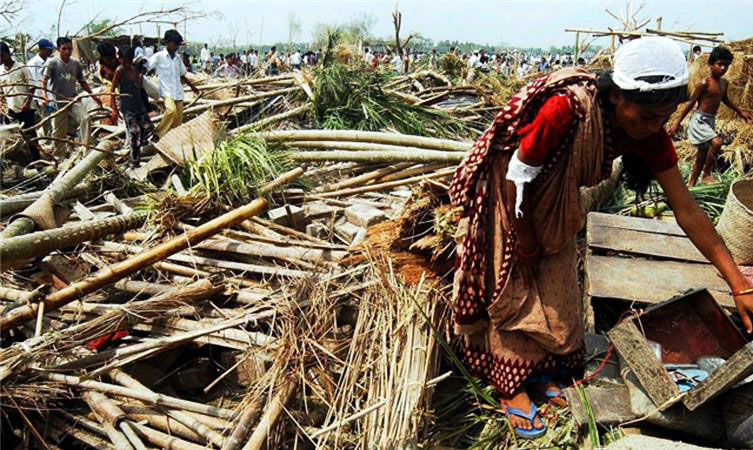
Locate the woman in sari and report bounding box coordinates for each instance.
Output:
[449,37,753,438]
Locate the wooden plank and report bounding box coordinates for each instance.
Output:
[684,341,753,411]
[586,254,734,308]
[588,212,685,237]
[608,320,681,407]
[587,223,706,262]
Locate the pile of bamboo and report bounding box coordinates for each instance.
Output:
[0,56,480,448]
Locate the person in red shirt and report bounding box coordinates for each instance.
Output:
[449,37,753,439]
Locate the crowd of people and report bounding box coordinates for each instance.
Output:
[357,46,588,79]
[0,30,199,168]
[196,44,323,78]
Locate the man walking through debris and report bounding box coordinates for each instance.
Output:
[0,42,41,161]
[41,36,101,157]
[148,29,200,138]
[27,38,55,137]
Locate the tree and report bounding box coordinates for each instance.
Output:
[85,18,123,37]
[343,12,376,43]
[287,11,301,50]
[0,0,25,34]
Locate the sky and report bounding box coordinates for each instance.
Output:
[11,0,753,50]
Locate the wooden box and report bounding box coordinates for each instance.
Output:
[608,288,753,411]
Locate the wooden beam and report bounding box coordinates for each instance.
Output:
[586,254,734,308]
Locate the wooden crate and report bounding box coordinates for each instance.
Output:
[608,289,753,411]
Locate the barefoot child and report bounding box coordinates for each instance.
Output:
[110,45,155,168]
[670,46,753,186]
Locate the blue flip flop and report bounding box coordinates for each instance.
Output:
[525,374,566,402]
[504,401,547,439]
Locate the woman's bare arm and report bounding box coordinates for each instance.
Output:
[655,165,753,332]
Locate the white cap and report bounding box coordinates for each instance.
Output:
[612,37,688,92]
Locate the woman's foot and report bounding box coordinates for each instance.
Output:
[501,389,545,432]
[530,381,567,407]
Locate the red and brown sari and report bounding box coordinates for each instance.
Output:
[448,67,618,395]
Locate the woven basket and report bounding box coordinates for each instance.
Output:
[717,179,753,264]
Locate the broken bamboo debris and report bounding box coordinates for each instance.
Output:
[317,162,414,192]
[39,372,237,419]
[0,180,95,217]
[317,167,456,198]
[0,211,149,266]
[83,391,144,450]
[1,140,117,239]
[108,369,227,448]
[0,168,303,331]
[0,280,220,381]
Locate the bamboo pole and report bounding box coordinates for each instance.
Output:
[1,140,117,239]
[77,313,276,377]
[109,369,226,448]
[40,372,236,419]
[240,381,297,450]
[0,286,42,303]
[256,129,472,152]
[221,398,264,450]
[289,149,465,164]
[0,168,303,331]
[131,423,208,450]
[317,162,413,192]
[0,180,94,217]
[233,103,312,133]
[317,167,455,198]
[371,162,450,183]
[180,87,300,117]
[83,391,139,450]
[284,139,469,154]
[0,211,148,266]
[0,281,219,382]
[120,404,205,444]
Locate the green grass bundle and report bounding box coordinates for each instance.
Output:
[312,63,470,138]
[186,134,295,207]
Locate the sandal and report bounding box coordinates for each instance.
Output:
[502,400,547,439]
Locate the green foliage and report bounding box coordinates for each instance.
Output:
[85,19,123,37]
[185,134,296,206]
[312,63,471,138]
[600,162,738,223]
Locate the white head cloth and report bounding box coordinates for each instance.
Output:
[612,37,689,92]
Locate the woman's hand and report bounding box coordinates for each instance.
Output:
[656,166,753,334]
[734,286,753,334]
